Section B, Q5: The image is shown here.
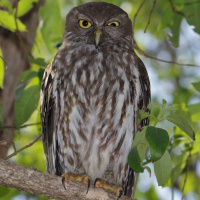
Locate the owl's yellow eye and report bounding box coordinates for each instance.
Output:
[107,21,120,27]
[78,20,92,29]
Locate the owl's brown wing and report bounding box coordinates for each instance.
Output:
[137,56,151,126]
[124,56,151,197]
[40,63,64,175]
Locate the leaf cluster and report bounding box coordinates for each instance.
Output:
[129,100,196,187]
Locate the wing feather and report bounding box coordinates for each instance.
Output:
[40,63,63,175]
[124,56,151,198]
[137,57,151,126]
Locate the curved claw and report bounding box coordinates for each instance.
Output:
[94,178,100,188]
[62,176,66,190]
[86,178,90,194]
[117,190,123,200]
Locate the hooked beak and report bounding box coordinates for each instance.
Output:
[94,29,103,48]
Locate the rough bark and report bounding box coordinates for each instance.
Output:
[0,0,45,158]
[0,159,133,200]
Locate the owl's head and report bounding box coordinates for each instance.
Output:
[64,2,133,48]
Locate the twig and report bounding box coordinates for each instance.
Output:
[132,0,146,30]
[0,55,8,69]
[168,0,185,16]
[11,141,17,152]
[0,139,17,152]
[181,153,191,200]
[3,134,42,160]
[132,0,198,67]
[0,122,40,130]
[144,0,156,33]
[14,0,19,31]
[133,38,199,67]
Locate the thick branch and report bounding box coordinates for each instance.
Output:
[0,159,132,200]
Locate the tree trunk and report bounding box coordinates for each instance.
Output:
[0,0,45,158]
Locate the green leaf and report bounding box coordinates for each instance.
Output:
[129,128,149,172]
[38,68,45,83]
[157,107,171,121]
[0,10,26,32]
[171,154,187,183]
[132,127,148,160]
[159,3,183,47]
[169,14,182,47]
[19,70,38,82]
[15,82,26,101]
[146,126,169,162]
[159,5,174,30]
[17,0,39,17]
[162,99,167,104]
[14,85,40,128]
[0,0,12,10]
[166,114,195,140]
[148,101,176,122]
[184,1,200,34]
[138,110,149,124]
[154,151,172,186]
[128,146,144,173]
[0,186,10,198]
[39,0,62,52]
[144,166,151,177]
[188,103,200,115]
[0,48,4,88]
[15,70,39,101]
[192,81,200,92]
[29,57,48,67]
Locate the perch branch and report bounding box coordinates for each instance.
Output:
[0,159,132,200]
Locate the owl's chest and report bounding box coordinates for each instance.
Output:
[64,59,131,105]
[55,50,135,131]
[54,51,136,168]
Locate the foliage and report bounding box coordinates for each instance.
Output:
[128,100,195,187]
[0,0,200,200]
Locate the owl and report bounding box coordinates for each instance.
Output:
[40,2,150,199]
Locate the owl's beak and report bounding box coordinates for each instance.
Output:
[94,29,103,47]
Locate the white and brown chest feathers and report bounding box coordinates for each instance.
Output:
[40,2,150,198]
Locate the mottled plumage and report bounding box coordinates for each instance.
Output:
[40,2,150,198]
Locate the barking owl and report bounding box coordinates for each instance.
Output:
[40,2,150,198]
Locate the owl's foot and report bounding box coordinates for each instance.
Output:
[62,173,91,194]
[94,178,123,199]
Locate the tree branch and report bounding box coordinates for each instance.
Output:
[168,0,185,16]
[133,38,199,67]
[3,134,42,160]
[0,159,133,200]
[132,0,199,67]
[0,122,40,130]
[144,0,156,33]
